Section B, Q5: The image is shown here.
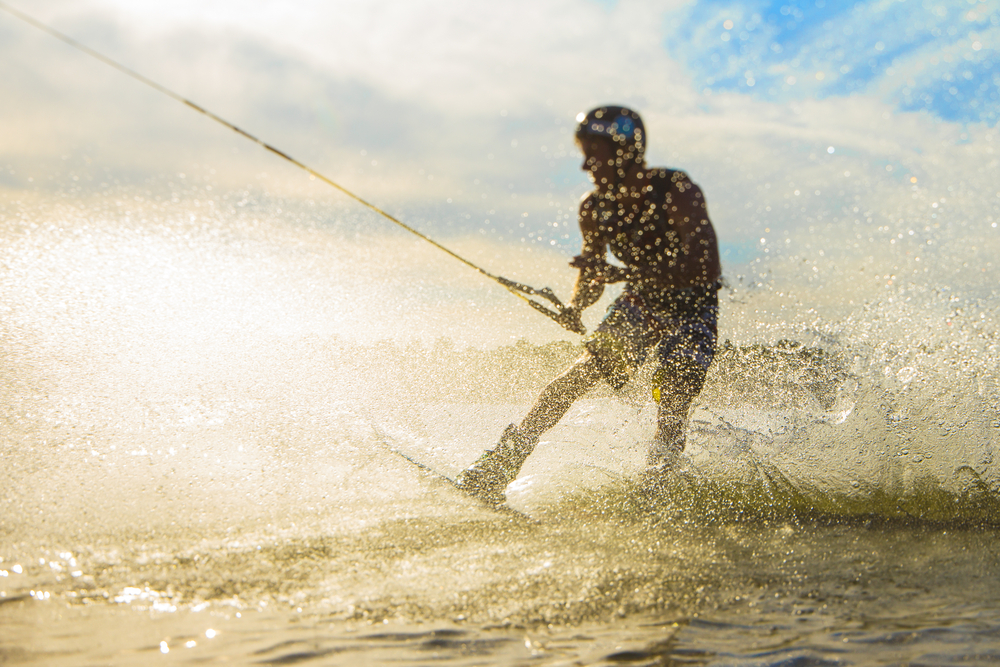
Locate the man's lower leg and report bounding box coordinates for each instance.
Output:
[647,413,686,467]
[455,354,602,504]
[517,353,603,441]
[454,423,538,504]
[647,379,698,468]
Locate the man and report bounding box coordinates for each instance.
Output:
[456,105,722,505]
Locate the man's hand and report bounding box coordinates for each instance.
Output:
[555,306,586,335]
[599,263,631,283]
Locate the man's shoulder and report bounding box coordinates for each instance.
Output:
[644,167,694,186]
[642,168,701,203]
[578,190,600,216]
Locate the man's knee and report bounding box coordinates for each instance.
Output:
[651,357,707,406]
[537,352,602,407]
[559,352,604,390]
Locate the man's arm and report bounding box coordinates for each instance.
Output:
[557,194,610,331]
[567,257,606,310]
[671,179,722,288]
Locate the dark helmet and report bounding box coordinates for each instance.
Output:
[574,106,645,164]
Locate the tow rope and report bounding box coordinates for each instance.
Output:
[0,2,584,335]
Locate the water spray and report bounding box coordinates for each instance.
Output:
[0,2,584,334]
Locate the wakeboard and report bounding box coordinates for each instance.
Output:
[370,425,531,521]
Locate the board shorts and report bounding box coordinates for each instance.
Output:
[583,283,719,398]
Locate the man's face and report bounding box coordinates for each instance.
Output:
[577,137,618,192]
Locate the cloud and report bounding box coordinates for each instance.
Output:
[31,0,693,113]
[1,0,698,237]
[2,0,997,257]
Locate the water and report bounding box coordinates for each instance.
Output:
[2,183,999,665]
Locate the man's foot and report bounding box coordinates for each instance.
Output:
[455,424,536,505]
[645,441,682,469]
[645,411,686,473]
[638,440,683,490]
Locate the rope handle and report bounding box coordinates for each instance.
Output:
[496,278,586,335]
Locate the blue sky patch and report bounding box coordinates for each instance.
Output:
[666,0,1000,125]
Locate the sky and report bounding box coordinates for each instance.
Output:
[671,0,998,123]
[1,0,998,344]
[2,1,997,213]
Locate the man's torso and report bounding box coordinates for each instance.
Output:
[580,167,721,291]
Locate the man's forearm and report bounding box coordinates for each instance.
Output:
[569,267,605,312]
